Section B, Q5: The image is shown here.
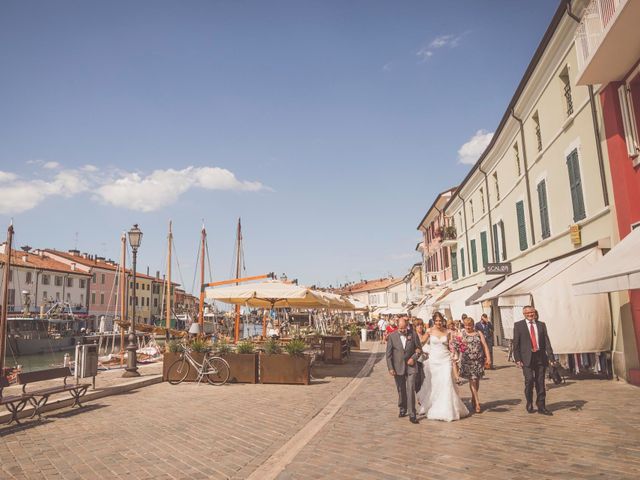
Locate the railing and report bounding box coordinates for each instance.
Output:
[575,0,625,72]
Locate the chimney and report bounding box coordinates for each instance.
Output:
[71,263,76,271]
[22,255,28,262]
[68,249,80,256]
[82,252,88,259]
[156,270,160,279]
[38,251,44,258]
[147,266,150,275]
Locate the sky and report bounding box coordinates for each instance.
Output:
[0,0,560,291]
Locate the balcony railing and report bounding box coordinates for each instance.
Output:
[575,0,624,73]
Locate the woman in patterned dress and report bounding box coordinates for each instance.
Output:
[459,317,491,413]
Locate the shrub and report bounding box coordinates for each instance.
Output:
[264,338,282,355]
[166,340,183,353]
[284,338,306,356]
[216,339,232,355]
[190,337,209,353]
[236,341,255,354]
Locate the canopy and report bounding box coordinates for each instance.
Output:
[345,297,368,311]
[475,263,547,303]
[434,285,483,321]
[205,280,330,309]
[573,227,640,295]
[410,287,450,321]
[465,277,504,306]
[316,291,355,310]
[375,306,407,315]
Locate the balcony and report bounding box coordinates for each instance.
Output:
[575,0,640,85]
[440,226,457,247]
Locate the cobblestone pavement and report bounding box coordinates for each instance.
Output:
[278,346,640,480]
[2,345,640,480]
[0,351,369,480]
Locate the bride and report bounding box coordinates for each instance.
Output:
[416,311,469,421]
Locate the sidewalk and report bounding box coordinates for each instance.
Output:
[1,344,640,479]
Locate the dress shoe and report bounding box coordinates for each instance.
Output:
[409,416,419,424]
[526,403,535,413]
[398,411,407,418]
[538,408,553,416]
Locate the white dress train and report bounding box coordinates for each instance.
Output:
[422,334,469,422]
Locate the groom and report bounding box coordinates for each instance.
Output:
[513,306,554,416]
[386,317,423,424]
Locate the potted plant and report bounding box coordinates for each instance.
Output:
[219,340,259,383]
[163,339,183,382]
[260,338,311,385]
[164,337,211,383]
[346,323,361,350]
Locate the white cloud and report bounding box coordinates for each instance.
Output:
[0,164,267,214]
[457,129,494,165]
[42,161,60,170]
[417,33,464,61]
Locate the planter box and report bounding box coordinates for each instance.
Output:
[163,351,207,382]
[221,353,259,383]
[259,353,311,385]
[349,334,360,350]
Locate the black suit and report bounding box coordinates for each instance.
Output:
[512,319,554,409]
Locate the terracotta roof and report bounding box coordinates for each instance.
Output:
[0,249,92,276]
[46,249,119,271]
[337,277,404,294]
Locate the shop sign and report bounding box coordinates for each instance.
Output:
[485,263,512,275]
[570,224,582,246]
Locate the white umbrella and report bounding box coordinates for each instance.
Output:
[205,280,329,309]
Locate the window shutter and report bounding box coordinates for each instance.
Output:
[492,223,499,261]
[460,248,466,277]
[480,231,488,266]
[470,239,478,273]
[516,201,528,251]
[451,251,458,280]
[566,149,586,222]
[499,220,507,260]
[537,180,551,239]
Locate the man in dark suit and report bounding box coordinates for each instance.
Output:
[513,306,554,415]
[386,317,423,424]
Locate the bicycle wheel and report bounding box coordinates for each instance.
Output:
[205,357,230,386]
[167,358,190,385]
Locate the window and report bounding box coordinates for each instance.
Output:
[8,288,15,307]
[566,149,586,222]
[493,172,500,201]
[514,143,521,177]
[92,273,96,284]
[80,279,86,289]
[392,293,399,303]
[443,246,449,268]
[115,276,119,286]
[42,274,50,285]
[26,271,32,284]
[451,251,458,280]
[8,270,12,282]
[66,277,73,288]
[537,180,551,239]
[480,231,489,266]
[54,275,63,287]
[91,293,96,304]
[516,201,528,251]
[469,200,475,223]
[100,293,104,305]
[470,239,478,273]
[618,84,640,158]
[129,296,133,306]
[80,294,84,305]
[66,293,71,302]
[154,298,158,308]
[560,67,573,116]
[460,248,466,277]
[42,291,48,301]
[480,188,485,214]
[458,212,463,232]
[533,112,542,152]
[146,297,150,306]
[55,292,60,301]
[101,274,105,284]
[130,282,133,289]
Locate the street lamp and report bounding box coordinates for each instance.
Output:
[123,224,143,377]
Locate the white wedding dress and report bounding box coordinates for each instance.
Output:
[417,334,469,422]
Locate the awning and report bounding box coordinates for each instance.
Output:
[410,287,449,321]
[475,263,547,303]
[573,227,640,295]
[376,306,407,315]
[465,277,505,306]
[434,285,482,321]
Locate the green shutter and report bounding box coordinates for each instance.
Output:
[451,250,458,280]
[499,220,507,260]
[492,223,499,260]
[537,180,551,239]
[516,201,528,251]
[460,248,466,277]
[566,149,586,222]
[480,231,489,266]
[470,239,478,273]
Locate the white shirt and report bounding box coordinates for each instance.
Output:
[527,320,539,350]
[400,333,407,349]
[378,319,387,330]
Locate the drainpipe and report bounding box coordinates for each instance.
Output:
[510,108,537,247]
[587,85,611,207]
[565,0,580,23]
[478,164,496,263]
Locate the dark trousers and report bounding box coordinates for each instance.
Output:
[394,371,416,417]
[522,351,546,408]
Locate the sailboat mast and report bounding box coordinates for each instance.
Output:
[0,223,14,374]
[119,233,126,365]
[234,218,242,343]
[198,225,206,332]
[166,221,172,333]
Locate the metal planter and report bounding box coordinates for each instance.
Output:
[220,353,259,383]
[259,353,311,385]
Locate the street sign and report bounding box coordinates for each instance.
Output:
[485,263,512,275]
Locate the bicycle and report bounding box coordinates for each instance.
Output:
[167,346,230,386]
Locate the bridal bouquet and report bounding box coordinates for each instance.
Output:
[449,335,467,355]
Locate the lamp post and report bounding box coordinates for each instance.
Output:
[123,224,143,378]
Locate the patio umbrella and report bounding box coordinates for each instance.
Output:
[205,280,329,309]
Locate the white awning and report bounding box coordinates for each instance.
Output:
[475,263,547,303]
[434,285,482,321]
[573,227,640,295]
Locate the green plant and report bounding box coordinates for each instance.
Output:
[283,338,306,356]
[190,337,209,353]
[347,323,360,337]
[236,341,255,354]
[166,339,183,353]
[216,339,232,355]
[264,338,282,355]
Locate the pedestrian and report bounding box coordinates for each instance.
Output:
[377,316,388,342]
[459,317,491,413]
[446,319,462,384]
[385,317,398,340]
[512,306,555,416]
[385,317,423,424]
[475,313,495,369]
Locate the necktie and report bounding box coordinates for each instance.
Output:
[529,322,538,352]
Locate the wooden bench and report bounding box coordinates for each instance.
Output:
[0,376,34,425]
[17,367,91,419]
